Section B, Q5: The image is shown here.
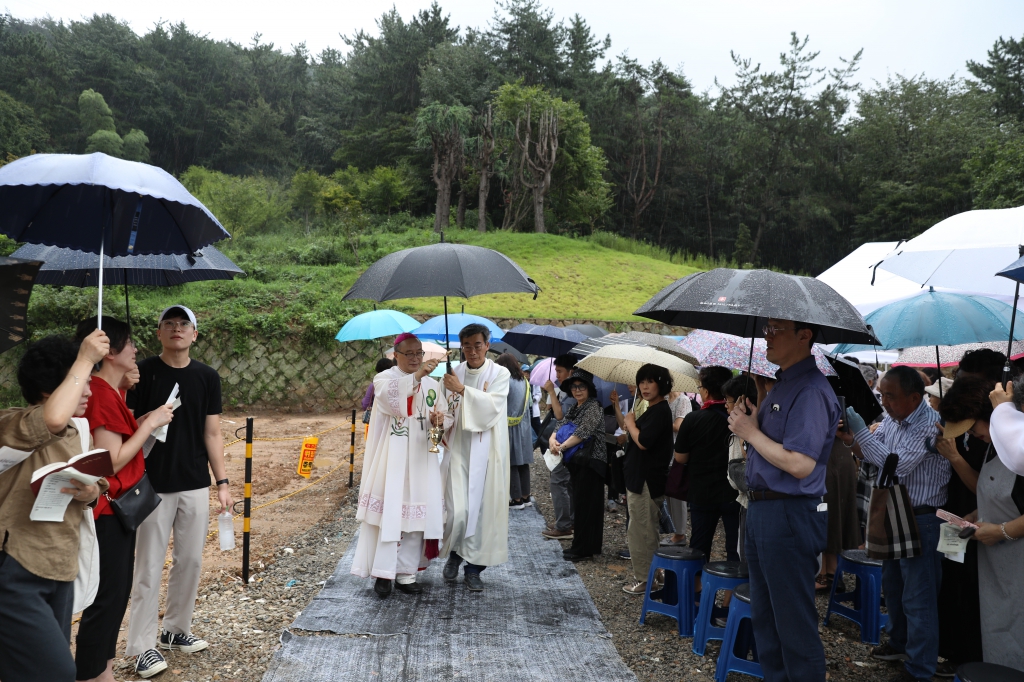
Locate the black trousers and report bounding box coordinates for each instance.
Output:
[690,500,741,563]
[567,462,605,557]
[0,551,76,682]
[76,515,136,679]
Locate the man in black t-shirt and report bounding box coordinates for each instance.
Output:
[125,306,233,678]
[674,366,740,564]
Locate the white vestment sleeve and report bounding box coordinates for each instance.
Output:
[373,370,418,418]
[990,402,1024,476]
[460,370,509,432]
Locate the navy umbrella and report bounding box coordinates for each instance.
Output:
[501,324,589,358]
[8,243,243,329]
[0,153,230,326]
[0,257,42,354]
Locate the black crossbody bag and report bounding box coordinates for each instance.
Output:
[105,472,162,532]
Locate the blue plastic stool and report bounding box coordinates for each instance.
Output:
[640,546,705,637]
[955,662,1024,682]
[693,560,749,656]
[823,549,887,644]
[714,583,762,681]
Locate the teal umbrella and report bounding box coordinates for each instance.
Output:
[832,289,1024,397]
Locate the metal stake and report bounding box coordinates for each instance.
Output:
[242,417,253,585]
[349,409,356,487]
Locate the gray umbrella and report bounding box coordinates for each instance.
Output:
[622,331,699,364]
[569,333,648,358]
[634,268,878,345]
[565,323,608,338]
[342,237,539,370]
[488,340,528,364]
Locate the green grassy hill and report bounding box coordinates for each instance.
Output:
[16,223,726,345]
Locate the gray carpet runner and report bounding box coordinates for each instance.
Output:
[262,507,637,681]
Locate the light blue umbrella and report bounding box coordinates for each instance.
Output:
[335,309,420,343]
[413,313,504,344]
[833,290,1024,353]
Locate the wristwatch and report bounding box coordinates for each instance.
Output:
[216,478,230,487]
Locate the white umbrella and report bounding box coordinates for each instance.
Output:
[577,344,699,393]
[876,207,1024,301]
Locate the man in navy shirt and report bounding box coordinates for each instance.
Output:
[729,318,839,681]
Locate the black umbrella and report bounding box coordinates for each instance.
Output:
[634,268,878,345]
[342,235,539,370]
[565,323,608,338]
[825,355,883,424]
[488,341,528,364]
[0,257,43,354]
[500,324,589,358]
[9,243,244,331]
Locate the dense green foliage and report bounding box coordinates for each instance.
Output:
[1,4,1023,272]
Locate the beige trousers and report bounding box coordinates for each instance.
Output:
[627,484,663,583]
[126,488,209,656]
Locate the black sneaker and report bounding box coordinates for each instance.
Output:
[871,642,909,662]
[464,572,484,591]
[934,661,957,678]
[159,631,209,653]
[617,548,631,560]
[443,556,461,582]
[135,648,168,678]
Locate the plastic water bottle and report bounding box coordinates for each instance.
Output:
[218,512,235,551]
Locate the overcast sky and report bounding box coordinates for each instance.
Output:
[5,0,1019,92]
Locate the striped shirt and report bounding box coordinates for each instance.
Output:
[853,399,951,508]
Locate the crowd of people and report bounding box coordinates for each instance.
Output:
[0,306,231,681]
[520,328,1024,680]
[4,310,1023,682]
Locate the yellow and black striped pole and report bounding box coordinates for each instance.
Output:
[242,416,253,585]
[349,409,355,487]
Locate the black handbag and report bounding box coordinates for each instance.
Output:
[105,472,162,532]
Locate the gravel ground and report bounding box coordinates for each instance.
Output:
[110,486,363,682]
[104,445,908,682]
[526,459,910,682]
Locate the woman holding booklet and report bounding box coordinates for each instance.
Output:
[0,331,109,682]
[73,318,174,682]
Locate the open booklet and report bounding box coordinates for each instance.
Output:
[29,449,113,522]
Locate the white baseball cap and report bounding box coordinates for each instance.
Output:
[158,305,198,330]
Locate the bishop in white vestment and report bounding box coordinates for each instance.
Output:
[436,324,511,591]
[351,334,446,598]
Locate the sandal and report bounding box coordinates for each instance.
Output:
[815,572,834,591]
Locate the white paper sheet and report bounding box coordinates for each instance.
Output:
[29,469,105,522]
[151,384,181,444]
[0,446,32,476]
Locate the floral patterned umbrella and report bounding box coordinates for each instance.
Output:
[678,329,837,378]
[894,341,1024,367]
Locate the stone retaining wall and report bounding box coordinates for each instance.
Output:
[0,318,689,412]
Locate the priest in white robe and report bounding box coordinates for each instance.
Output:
[435,323,511,592]
[352,333,447,598]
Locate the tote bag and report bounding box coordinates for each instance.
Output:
[866,453,921,560]
[71,417,100,614]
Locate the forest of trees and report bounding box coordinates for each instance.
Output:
[2,1,1024,274]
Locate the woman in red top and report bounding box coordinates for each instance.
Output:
[73,318,173,682]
